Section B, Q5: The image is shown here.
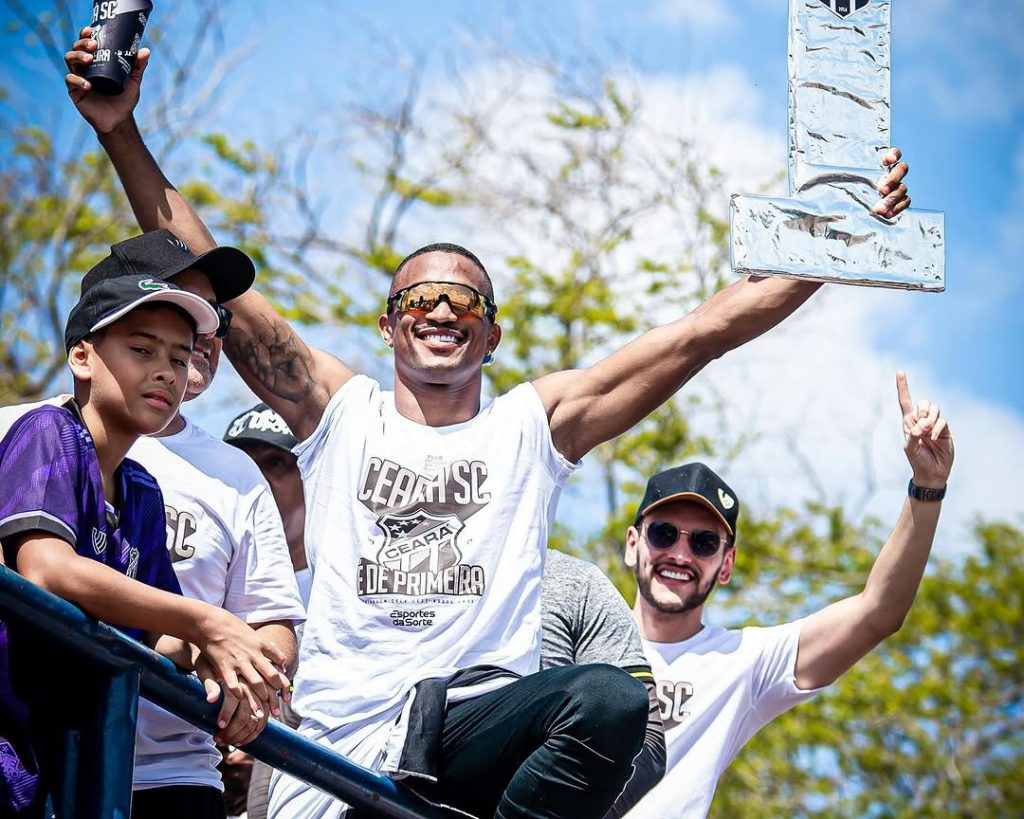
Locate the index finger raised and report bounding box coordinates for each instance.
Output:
[896,371,914,416]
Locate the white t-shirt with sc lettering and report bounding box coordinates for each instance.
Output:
[129,418,305,791]
[628,621,824,818]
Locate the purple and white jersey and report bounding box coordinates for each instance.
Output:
[0,403,179,610]
[0,401,180,812]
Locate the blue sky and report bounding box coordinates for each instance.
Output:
[3,0,1022,545]
[219,0,1023,412]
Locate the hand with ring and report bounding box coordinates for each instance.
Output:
[214,685,270,747]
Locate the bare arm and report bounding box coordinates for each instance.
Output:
[794,372,953,690]
[12,534,291,715]
[535,151,910,463]
[536,274,821,462]
[64,34,351,439]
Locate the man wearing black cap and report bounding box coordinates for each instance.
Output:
[223,403,309,819]
[625,373,954,818]
[223,404,307,596]
[0,233,304,819]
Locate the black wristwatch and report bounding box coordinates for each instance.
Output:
[908,478,946,502]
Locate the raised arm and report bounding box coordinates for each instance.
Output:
[534,151,910,463]
[64,32,351,439]
[793,371,953,690]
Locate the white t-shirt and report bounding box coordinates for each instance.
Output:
[129,418,305,790]
[269,375,577,818]
[627,621,823,818]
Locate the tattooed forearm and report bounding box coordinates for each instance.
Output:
[226,313,319,407]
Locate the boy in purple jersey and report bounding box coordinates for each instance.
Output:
[0,274,291,817]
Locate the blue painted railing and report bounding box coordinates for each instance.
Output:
[0,565,449,818]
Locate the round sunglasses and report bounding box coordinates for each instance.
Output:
[643,521,728,558]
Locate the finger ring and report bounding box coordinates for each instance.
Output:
[249,714,260,723]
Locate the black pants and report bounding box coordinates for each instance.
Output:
[131,785,226,819]
[405,664,648,819]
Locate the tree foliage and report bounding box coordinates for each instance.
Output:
[0,0,345,403]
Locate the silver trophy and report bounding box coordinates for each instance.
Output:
[730,0,945,291]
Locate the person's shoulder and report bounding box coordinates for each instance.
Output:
[543,550,599,586]
[739,619,801,642]
[3,403,87,454]
[146,419,270,490]
[120,456,162,495]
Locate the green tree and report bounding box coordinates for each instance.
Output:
[708,512,1024,817]
[0,0,345,404]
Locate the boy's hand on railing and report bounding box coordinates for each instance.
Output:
[191,607,291,719]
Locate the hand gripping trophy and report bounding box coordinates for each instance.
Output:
[731,0,945,291]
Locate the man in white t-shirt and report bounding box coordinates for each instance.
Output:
[624,372,954,818]
[63,33,912,819]
[0,232,305,819]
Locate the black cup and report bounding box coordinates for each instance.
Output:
[83,0,154,96]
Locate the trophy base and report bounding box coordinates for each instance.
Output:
[730,191,945,291]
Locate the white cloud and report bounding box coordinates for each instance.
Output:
[649,0,736,31]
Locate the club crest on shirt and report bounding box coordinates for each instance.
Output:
[125,546,140,580]
[165,505,198,563]
[356,456,490,609]
[656,679,694,730]
[91,527,107,555]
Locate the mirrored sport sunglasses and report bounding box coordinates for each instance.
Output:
[644,521,728,558]
[387,281,498,322]
[207,301,232,338]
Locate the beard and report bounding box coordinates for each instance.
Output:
[636,560,721,615]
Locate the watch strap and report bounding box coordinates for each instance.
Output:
[908,478,946,502]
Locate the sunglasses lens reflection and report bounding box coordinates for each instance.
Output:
[689,529,722,557]
[391,282,496,320]
[646,521,679,550]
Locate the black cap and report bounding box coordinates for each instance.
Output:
[65,274,220,351]
[81,230,256,304]
[223,403,298,453]
[634,462,740,536]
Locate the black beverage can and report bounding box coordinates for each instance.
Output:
[83,0,154,95]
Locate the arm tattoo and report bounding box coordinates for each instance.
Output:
[225,313,319,407]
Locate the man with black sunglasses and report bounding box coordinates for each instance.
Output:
[625,372,954,818]
[63,33,913,819]
[0,231,304,818]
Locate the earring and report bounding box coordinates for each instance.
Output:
[483,351,494,365]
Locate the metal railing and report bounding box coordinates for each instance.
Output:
[0,565,448,819]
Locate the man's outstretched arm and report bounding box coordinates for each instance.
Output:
[793,371,953,690]
[65,33,351,440]
[535,150,910,463]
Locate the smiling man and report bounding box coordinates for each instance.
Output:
[624,373,954,818]
[64,30,912,819]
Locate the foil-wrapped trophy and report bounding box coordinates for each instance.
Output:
[730,0,945,291]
